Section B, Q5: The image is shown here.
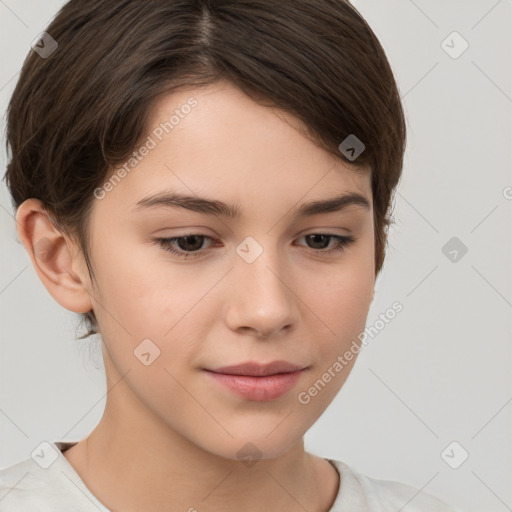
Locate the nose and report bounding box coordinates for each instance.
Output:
[224,243,299,339]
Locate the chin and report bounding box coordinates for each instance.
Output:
[198,429,303,465]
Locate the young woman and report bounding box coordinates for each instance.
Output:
[0,0,459,510]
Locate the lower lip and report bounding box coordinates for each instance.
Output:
[203,369,305,401]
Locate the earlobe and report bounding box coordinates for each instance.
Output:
[15,198,94,314]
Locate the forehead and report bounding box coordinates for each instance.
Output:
[98,80,372,216]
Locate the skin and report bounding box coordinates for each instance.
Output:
[16,79,375,512]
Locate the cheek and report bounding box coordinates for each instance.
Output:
[91,227,374,344]
[298,250,374,397]
[295,265,373,416]
[90,241,220,350]
[308,257,374,335]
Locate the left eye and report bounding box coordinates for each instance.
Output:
[153,233,357,259]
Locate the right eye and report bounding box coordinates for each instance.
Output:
[152,234,215,259]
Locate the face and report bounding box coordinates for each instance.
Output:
[80,79,375,461]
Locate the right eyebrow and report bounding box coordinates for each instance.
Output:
[130,190,371,218]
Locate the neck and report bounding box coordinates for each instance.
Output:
[63,352,339,512]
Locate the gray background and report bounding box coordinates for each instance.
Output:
[1,1,511,511]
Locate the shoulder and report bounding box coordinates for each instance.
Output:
[327,458,460,512]
[0,456,50,511]
[0,441,108,512]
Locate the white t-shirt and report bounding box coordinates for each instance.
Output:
[0,440,459,511]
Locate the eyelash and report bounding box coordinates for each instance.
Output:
[152,233,357,260]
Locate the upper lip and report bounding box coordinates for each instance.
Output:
[206,360,306,377]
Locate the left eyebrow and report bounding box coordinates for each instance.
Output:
[131,190,371,218]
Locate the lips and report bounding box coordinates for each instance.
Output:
[203,360,308,401]
[206,360,305,377]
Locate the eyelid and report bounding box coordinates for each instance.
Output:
[152,231,357,260]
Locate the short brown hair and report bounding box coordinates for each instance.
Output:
[4,0,407,339]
